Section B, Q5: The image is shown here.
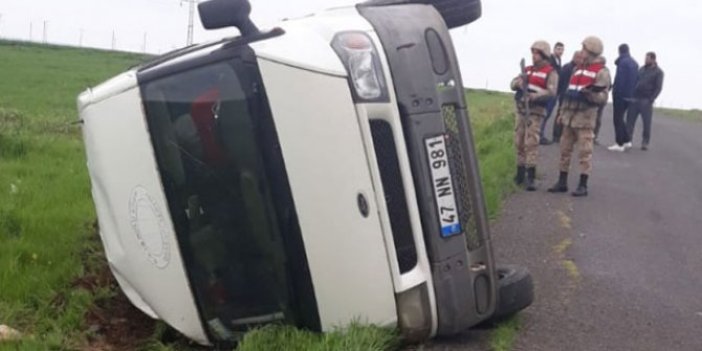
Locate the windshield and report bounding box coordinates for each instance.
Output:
[140,57,318,341]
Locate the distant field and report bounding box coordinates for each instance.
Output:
[0,40,517,350]
[656,107,702,122]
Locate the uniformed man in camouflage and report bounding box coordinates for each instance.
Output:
[548,36,612,197]
[592,56,610,144]
[510,40,559,191]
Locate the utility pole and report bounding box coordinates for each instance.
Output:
[111,30,116,50]
[29,22,33,41]
[182,0,196,46]
[79,28,84,47]
[142,32,147,53]
[42,20,48,44]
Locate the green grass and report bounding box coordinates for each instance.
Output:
[236,323,399,351]
[0,40,148,349]
[466,89,517,219]
[0,40,146,121]
[0,40,519,350]
[655,107,702,122]
[488,316,521,351]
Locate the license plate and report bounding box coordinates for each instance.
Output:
[425,135,462,237]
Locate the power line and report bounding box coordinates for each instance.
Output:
[5,8,195,54]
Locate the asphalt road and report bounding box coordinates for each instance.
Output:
[423,107,702,350]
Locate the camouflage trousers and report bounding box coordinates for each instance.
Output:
[515,113,543,167]
[559,126,594,175]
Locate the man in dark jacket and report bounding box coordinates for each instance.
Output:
[626,51,664,150]
[540,42,565,145]
[549,42,565,71]
[607,44,639,152]
[552,50,582,143]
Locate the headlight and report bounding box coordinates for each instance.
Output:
[331,31,389,102]
[396,283,433,342]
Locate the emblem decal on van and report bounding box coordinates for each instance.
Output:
[129,186,171,268]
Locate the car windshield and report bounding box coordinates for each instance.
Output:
[140,58,313,341]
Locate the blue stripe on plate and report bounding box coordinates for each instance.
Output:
[441,223,462,237]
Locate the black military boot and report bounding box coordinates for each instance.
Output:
[572,174,589,197]
[514,165,526,186]
[547,171,569,193]
[525,167,537,191]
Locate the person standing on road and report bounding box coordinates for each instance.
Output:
[511,40,559,191]
[548,36,611,197]
[540,42,565,145]
[607,44,639,152]
[626,52,664,150]
[593,56,610,144]
[553,50,583,143]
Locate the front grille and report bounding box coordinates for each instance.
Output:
[370,120,417,273]
[442,104,481,250]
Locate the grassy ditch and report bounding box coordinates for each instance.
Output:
[0,40,148,349]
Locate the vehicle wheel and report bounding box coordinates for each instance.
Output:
[490,264,534,322]
[362,0,481,28]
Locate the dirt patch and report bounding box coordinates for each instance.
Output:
[78,222,157,351]
[82,279,156,350]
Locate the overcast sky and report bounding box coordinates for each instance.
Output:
[0,0,699,109]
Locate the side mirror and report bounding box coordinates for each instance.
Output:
[198,0,259,36]
[362,0,482,29]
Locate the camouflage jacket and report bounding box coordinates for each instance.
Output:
[510,63,559,117]
[559,56,612,129]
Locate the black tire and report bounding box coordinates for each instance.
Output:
[362,0,482,29]
[490,264,534,322]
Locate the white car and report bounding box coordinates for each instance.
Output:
[77,0,532,346]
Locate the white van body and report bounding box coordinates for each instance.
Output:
[78,0,500,346]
